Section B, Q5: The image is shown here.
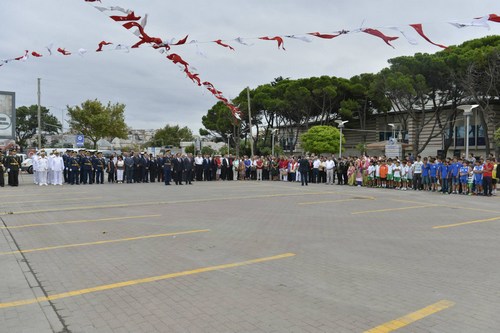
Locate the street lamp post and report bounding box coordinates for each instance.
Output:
[227,134,232,155]
[458,105,479,158]
[335,120,349,158]
[271,129,278,157]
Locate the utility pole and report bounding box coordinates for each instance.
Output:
[247,87,254,157]
[37,78,42,149]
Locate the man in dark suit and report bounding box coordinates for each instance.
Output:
[202,154,211,181]
[0,151,5,187]
[183,153,194,184]
[172,153,184,185]
[298,155,310,186]
[220,154,228,181]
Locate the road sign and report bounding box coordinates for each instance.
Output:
[76,134,84,147]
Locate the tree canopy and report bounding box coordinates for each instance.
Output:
[198,36,500,156]
[67,99,128,149]
[300,125,343,155]
[148,124,193,147]
[16,105,61,149]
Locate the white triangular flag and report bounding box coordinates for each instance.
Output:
[285,35,312,43]
[388,27,418,45]
[449,16,490,30]
[234,37,254,46]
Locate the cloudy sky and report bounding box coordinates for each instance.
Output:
[1,1,499,134]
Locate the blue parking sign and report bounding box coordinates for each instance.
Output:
[76,134,84,147]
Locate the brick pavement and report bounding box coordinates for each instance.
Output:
[0,176,499,332]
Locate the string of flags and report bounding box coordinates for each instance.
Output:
[2,1,500,121]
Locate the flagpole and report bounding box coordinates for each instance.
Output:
[247,87,254,157]
[37,78,42,150]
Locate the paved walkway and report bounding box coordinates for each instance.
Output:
[0,176,499,332]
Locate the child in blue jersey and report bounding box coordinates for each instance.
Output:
[450,157,462,194]
[440,159,450,194]
[429,158,438,192]
[421,157,431,191]
[459,161,470,195]
[473,160,483,195]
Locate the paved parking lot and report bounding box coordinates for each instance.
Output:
[0,176,499,332]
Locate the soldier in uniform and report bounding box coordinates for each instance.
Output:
[78,150,86,182]
[0,151,5,187]
[94,152,106,184]
[81,151,93,184]
[90,151,98,184]
[62,150,71,183]
[5,149,21,186]
[69,151,80,185]
[162,150,172,185]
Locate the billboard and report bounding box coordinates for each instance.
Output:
[0,91,15,140]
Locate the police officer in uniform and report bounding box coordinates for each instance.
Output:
[94,152,106,184]
[62,150,71,183]
[69,151,80,185]
[81,152,93,184]
[162,150,172,185]
[90,151,98,184]
[5,149,21,186]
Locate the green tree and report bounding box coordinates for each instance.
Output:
[201,102,235,139]
[300,125,343,155]
[67,100,128,149]
[495,127,500,146]
[201,145,216,156]
[148,124,194,147]
[16,105,61,149]
[185,144,195,154]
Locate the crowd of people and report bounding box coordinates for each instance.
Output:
[2,148,499,197]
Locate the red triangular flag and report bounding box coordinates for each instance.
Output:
[259,36,286,50]
[57,48,71,56]
[488,14,500,23]
[409,24,447,49]
[308,32,341,39]
[110,11,141,22]
[96,41,113,52]
[362,29,398,48]
[172,35,189,46]
[214,40,235,51]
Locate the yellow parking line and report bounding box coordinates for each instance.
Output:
[0,191,339,216]
[0,192,89,199]
[1,196,102,205]
[0,229,210,256]
[391,199,500,214]
[364,300,455,333]
[352,204,439,215]
[299,198,374,206]
[0,214,161,230]
[433,216,500,229]
[0,252,296,309]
